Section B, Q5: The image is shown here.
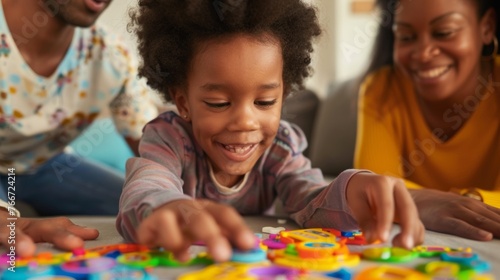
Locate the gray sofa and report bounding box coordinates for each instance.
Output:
[283,78,360,178]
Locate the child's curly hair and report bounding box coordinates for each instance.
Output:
[129,0,321,102]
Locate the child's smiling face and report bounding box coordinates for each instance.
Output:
[173,34,284,186]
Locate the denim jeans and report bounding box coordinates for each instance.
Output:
[0,153,124,216]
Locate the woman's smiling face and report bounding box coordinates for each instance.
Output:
[393,0,495,102]
[173,34,284,186]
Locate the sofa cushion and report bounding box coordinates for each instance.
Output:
[309,78,360,176]
[282,89,320,157]
[69,118,134,174]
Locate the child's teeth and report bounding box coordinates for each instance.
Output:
[224,144,252,154]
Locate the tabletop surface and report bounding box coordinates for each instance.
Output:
[17,216,500,278]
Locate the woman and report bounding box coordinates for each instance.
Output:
[355,0,500,240]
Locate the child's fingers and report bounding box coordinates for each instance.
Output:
[205,204,255,250]
[372,180,396,243]
[360,176,396,243]
[348,174,394,243]
[393,221,425,249]
[173,249,192,263]
[181,210,232,262]
[137,210,184,250]
[392,181,422,249]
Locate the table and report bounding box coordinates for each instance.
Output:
[24,216,500,278]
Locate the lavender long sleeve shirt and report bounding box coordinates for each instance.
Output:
[116,111,361,241]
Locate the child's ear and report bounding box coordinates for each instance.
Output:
[171,87,190,121]
[480,8,496,44]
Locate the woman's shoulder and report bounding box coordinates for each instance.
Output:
[361,66,398,98]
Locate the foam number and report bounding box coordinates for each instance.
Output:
[418,261,461,278]
[88,266,157,280]
[177,262,255,280]
[296,241,339,258]
[59,257,116,277]
[355,266,428,280]
[116,252,159,268]
[1,265,56,280]
[362,247,418,263]
[280,229,337,243]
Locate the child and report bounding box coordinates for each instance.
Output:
[116,0,424,262]
[355,0,500,241]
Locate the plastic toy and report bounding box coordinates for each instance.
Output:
[0,226,493,280]
[362,247,418,263]
[354,265,428,280]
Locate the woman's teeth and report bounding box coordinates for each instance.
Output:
[417,66,449,79]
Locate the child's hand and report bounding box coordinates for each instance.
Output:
[411,189,500,241]
[137,199,256,262]
[0,211,99,257]
[346,173,425,249]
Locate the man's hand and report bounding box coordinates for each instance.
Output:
[346,173,425,249]
[410,189,500,240]
[0,211,99,257]
[137,199,256,262]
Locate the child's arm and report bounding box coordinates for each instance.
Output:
[116,117,196,241]
[273,122,423,248]
[116,115,255,262]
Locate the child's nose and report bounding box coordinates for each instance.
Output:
[228,106,259,131]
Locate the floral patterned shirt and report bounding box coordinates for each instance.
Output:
[0,5,158,174]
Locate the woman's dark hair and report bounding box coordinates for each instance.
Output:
[364,0,500,78]
[129,0,321,101]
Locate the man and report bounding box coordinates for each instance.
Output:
[0,0,158,256]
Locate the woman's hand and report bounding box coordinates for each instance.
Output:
[0,211,99,257]
[346,173,425,248]
[137,199,256,262]
[410,188,500,240]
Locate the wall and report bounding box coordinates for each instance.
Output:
[306,0,379,97]
[98,0,137,51]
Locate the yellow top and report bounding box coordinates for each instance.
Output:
[354,59,500,208]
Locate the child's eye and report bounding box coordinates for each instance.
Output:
[255,99,277,108]
[203,101,230,108]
